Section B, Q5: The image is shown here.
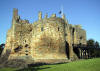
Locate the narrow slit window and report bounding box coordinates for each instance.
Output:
[41,27,43,31]
[58,27,59,31]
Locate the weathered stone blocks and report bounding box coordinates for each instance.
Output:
[2,8,86,63]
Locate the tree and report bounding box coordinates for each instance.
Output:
[87,39,100,58]
[87,39,95,47]
[0,43,5,56]
[95,41,100,48]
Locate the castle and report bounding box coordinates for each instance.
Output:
[2,8,86,63]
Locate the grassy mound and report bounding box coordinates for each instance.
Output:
[0,58,100,71]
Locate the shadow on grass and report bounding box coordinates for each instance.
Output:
[16,62,68,71]
[49,62,68,65]
[16,67,50,71]
[16,63,51,71]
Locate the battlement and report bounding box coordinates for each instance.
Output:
[12,8,67,25]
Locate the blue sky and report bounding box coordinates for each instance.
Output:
[0,0,100,44]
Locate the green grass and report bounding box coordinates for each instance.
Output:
[0,58,100,71]
[0,68,17,71]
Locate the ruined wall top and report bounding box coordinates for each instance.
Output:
[75,25,82,29]
[38,11,42,20]
[11,8,85,31]
[13,8,18,19]
[12,8,69,25]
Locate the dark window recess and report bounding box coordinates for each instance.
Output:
[58,27,59,31]
[72,28,75,33]
[25,40,26,43]
[26,54,28,55]
[25,44,28,47]
[25,50,28,52]
[79,43,82,45]
[16,19,19,23]
[80,36,82,40]
[41,27,43,31]
[29,28,32,32]
[65,33,67,36]
[14,45,22,52]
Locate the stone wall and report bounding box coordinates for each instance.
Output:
[2,8,87,63]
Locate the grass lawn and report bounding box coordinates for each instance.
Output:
[0,58,100,71]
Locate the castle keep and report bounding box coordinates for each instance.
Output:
[2,9,86,63]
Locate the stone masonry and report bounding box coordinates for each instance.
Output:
[2,8,86,63]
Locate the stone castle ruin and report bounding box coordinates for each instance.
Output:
[2,8,86,63]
